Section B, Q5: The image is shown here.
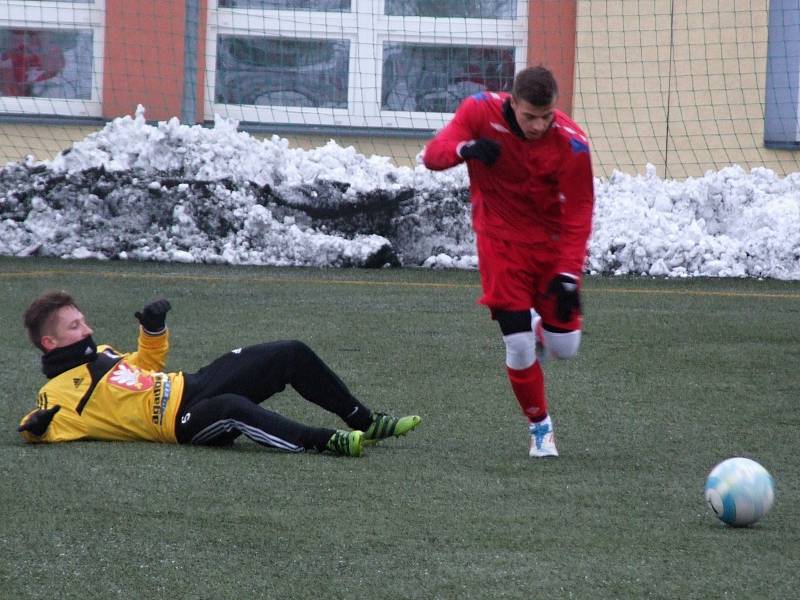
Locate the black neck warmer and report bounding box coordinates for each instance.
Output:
[41,336,98,379]
[502,98,526,139]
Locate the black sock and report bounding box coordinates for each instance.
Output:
[345,405,373,431]
[313,428,337,452]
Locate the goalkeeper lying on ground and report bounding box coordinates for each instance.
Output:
[17,291,420,457]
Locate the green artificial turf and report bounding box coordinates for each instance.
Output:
[1,256,798,599]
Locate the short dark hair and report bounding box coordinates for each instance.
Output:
[512,66,558,107]
[23,290,78,351]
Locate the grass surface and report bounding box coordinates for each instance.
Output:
[1,256,799,599]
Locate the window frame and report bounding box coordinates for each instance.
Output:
[0,0,105,117]
[207,0,528,130]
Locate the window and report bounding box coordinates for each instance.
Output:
[219,0,350,9]
[381,43,515,113]
[208,0,527,130]
[215,35,349,108]
[385,0,516,19]
[0,1,103,117]
[764,0,800,148]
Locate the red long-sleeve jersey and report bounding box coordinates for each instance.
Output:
[423,92,594,274]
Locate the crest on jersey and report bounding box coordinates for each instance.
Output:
[108,361,154,391]
[570,137,589,154]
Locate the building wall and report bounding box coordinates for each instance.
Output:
[2,0,800,178]
[574,0,800,178]
[0,123,98,165]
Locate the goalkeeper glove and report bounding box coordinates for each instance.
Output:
[458,138,501,166]
[135,298,171,334]
[18,405,61,436]
[547,274,581,323]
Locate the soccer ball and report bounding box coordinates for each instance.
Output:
[704,457,775,527]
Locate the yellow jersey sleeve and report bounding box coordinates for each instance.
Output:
[125,328,170,372]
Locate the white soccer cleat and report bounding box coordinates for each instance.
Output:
[528,418,559,458]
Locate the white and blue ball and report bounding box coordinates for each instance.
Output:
[704,457,775,527]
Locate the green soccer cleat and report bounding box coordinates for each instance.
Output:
[326,430,364,457]
[363,413,421,444]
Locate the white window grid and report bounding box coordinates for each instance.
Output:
[0,0,104,117]
[207,0,528,129]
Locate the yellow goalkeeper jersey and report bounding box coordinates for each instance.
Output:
[19,330,185,444]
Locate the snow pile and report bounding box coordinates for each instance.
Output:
[1,108,799,279]
[590,164,800,279]
[50,107,417,196]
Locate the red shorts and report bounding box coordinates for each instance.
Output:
[476,233,582,330]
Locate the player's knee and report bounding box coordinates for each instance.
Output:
[494,309,532,336]
[277,339,314,363]
[542,329,581,359]
[502,331,537,369]
[285,339,311,354]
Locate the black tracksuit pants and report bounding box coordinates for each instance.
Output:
[175,340,373,452]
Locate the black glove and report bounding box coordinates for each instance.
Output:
[459,138,501,165]
[135,298,171,333]
[18,405,61,436]
[547,274,581,323]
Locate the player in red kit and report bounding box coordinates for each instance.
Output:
[423,66,594,457]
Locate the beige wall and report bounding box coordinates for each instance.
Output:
[0,124,99,166]
[3,0,800,178]
[574,0,800,178]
